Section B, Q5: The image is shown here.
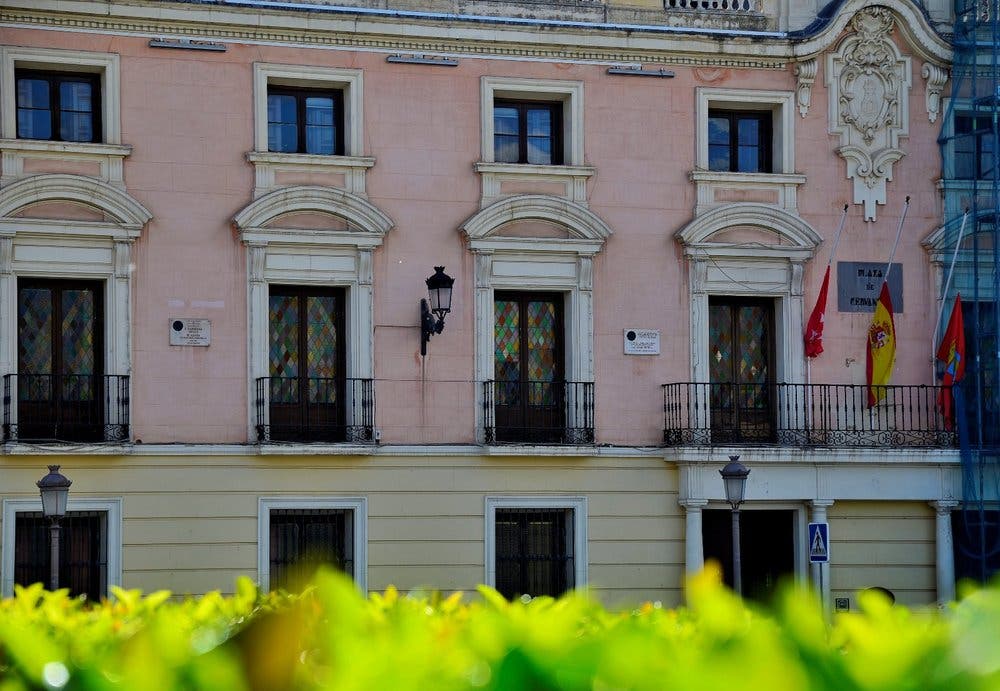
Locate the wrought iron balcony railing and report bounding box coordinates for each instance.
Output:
[255,376,375,443]
[483,380,594,445]
[2,374,130,443]
[662,382,958,448]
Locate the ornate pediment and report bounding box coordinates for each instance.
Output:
[826,7,911,222]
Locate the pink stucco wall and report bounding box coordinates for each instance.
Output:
[3,25,943,445]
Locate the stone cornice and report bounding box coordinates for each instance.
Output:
[1,0,792,69]
[2,0,951,69]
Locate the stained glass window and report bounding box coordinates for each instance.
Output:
[268,286,344,411]
[708,297,775,442]
[18,281,100,403]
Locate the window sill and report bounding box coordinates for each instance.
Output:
[0,138,132,188]
[246,151,376,199]
[689,169,806,215]
[3,441,133,455]
[255,442,378,456]
[474,161,595,207]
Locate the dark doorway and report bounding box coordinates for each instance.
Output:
[703,508,796,603]
[708,297,776,443]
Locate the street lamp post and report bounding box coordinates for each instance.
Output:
[720,455,750,596]
[37,465,71,591]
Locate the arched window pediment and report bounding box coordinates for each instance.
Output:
[233,185,393,246]
[676,203,821,261]
[461,194,611,255]
[0,174,151,234]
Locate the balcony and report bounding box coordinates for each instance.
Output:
[483,380,594,445]
[2,374,130,443]
[255,377,375,444]
[662,382,957,449]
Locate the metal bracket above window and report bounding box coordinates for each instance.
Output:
[148,38,226,52]
[607,65,675,78]
[386,54,458,67]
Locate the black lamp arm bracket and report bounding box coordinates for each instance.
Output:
[420,299,446,356]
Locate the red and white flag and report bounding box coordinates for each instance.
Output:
[804,265,831,358]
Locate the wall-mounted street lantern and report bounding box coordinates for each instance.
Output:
[719,455,750,596]
[37,465,71,591]
[420,266,454,356]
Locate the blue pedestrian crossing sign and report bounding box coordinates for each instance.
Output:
[809,522,830,563]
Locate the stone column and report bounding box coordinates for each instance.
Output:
[680,499,708,576]
[810,500,834,610]
[932,500,959,603]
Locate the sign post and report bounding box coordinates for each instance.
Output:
[809,522,830,614]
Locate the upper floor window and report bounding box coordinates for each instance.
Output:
[2,48,120,145]
[955,114,995,180]
[267,87,344,156]
[480,77,583,166]
[493,100,563,165]
[708,109,772,173]
[253,64,363,158]
[695,89,794,176]
[16,70,101,143]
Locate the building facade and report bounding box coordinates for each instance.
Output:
[0,0,972,606]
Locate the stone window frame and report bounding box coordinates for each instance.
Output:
[1,497,122,596]
[675,204,821,390]
[250,63,373,198]
[484,495,588,593]
[476,77,593,208]
[460,194,612,446]
[234,186,393,446]
[0,174,151,445]
[0,47,130,188]
[696,87,796,174]
[257,496,368,593]
[1,46,121,144]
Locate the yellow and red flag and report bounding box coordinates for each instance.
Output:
[866,281,896,407]
[936,294,966,428]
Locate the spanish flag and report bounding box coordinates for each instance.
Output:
[866,281,896,407]
[936,294,966,428]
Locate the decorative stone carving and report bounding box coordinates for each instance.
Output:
[474,252,493,288]
[921,62,949,123]
[247,243,266,284]
[113,241,132,280]
[794,59,817,118]
[826,7,911,221]
[0,238,12,276]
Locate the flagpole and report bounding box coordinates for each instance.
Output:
[806,204,849,429]
[867,196,909,413]
[883,196,910,282]
[827,204,849,268]
[931,209,969,383]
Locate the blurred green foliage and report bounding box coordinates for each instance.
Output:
[1,565,999,690]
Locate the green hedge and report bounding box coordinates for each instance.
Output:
[2,566,999,690]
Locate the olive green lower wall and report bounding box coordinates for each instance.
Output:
[0,454,945,607]
[0,453,684,606]
[828,500,936,607]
